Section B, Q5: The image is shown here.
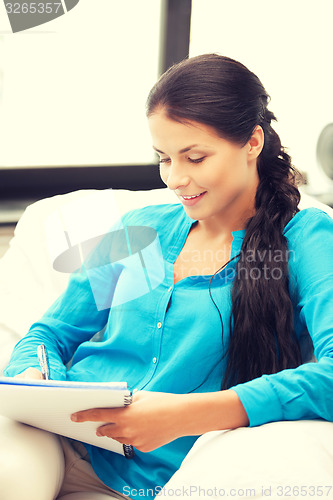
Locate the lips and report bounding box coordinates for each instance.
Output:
[178,191,206,206]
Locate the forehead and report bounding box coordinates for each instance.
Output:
[148,110,222,151]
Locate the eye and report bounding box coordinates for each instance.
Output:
[188,156,206,164]
[159,158,171,164]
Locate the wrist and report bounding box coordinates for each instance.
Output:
[177,390,249,437]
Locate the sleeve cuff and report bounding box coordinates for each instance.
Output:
[230,375,284,427]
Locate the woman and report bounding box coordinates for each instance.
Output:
[1,54,333,499]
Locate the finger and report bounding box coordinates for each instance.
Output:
[95,427,129,443]
[71,407,123,422]
[15,368,43,380]
[96,423,125,438]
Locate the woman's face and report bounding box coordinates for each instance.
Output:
[148,108,262,229]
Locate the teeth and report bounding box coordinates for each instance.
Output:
[182,193,203,199]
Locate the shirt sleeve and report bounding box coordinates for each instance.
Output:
[3,216,127,380]
[230,210,333,426]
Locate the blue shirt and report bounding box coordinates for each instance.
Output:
[4,204,333,496]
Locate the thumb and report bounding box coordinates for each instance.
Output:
[15,368,44,380]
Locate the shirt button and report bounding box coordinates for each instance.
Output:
[168,286,173,292]
[157,322,162,329]
[153,357,157,363]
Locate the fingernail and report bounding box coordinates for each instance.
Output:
[96,430,102,437]
[71,414,78,422]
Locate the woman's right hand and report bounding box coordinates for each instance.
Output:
[14,368,44,380]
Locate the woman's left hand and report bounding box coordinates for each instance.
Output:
[71,391,187,453]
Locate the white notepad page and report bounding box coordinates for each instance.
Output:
[0,378,132,456]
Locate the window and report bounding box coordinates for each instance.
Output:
[190,0,333,194]
[0,0,162,168]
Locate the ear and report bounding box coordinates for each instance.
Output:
[247,125,264,160]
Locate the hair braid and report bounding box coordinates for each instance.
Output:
[223,110,303,388]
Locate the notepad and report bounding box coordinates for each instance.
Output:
[0,377,134,458]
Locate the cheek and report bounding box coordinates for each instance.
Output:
[159,165,168,185]
[209,157,249,196]
[209,155,246,185]
[225,154,249,184]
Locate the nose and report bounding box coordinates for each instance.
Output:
[163,161,191,191]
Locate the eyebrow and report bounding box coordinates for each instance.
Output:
[152,144,210,155]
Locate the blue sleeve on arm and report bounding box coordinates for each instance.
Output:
[2,213,131,379]
[4,265,111,379]
[230,210,333,426]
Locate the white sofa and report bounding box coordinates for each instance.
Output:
[1,187,333,497]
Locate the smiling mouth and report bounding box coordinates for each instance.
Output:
[180,192,206,200]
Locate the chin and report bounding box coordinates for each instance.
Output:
[182,206,213,221]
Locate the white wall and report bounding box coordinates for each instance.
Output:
[190,0,333,195]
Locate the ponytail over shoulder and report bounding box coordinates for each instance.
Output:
[146,53,305,389]
[224,109,303,388]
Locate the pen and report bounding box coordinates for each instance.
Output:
[37,344,50,380]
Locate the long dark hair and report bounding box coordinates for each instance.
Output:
[146,54,303,388]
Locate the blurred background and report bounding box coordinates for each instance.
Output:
[0,0,332,252]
